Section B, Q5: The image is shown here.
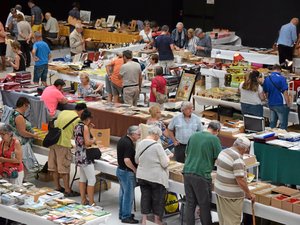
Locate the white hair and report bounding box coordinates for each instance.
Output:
[176,22,184,28]
[75,23,83,29]
[194,28,203,36]
[181,101,193,111]
[233,137,251,149]
[148,125,162,137]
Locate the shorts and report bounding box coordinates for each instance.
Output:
[138,179,166,218]
[105,74,112,94]
[32,24,42,33]
[111,83,123,96]
[48,144,72,174]
[79,163,96,186]
[0,43,6,56]
[34,64,48,82]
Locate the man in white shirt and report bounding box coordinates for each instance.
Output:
[5,5,24,30]
[43,12,59,49]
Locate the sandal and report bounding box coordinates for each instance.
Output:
[55,187,65,193]
[64,191,80,197]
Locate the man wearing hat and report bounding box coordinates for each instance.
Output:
[194,28,212,57]
[214,137,255,225]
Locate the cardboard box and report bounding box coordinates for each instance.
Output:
[27,187,53,202]
[272,186,300,197]
[293,201,300,214]
[219,127,240,137]
[169,171,184,183]
[248,182,272,193]
[282,196,300,212]
[243,154,257,167]
[254,188,277,206]
[202,110,218,120]
[271,194,289,209]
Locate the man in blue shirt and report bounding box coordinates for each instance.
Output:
[32,32,51,86]
[263,64,290,129]
[153,25,175,73]
[277,18,298,70]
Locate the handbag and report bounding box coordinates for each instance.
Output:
[42,116,78,148]
[86,147,102,163]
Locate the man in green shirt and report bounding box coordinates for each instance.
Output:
[183,121,222,225]
[48,103,87,197]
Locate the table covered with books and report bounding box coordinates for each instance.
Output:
[0,180,111,225]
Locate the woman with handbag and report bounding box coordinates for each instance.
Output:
[74,109,99,205]
[135,125,173,225]
[0,123,24,185]
[149,66,168,106]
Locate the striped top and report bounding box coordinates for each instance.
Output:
[214,148,246,199]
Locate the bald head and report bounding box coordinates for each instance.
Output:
[291,18,299,26]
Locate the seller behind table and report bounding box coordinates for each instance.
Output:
[77,72,104,97]
[41,79,68,119]
[168,101,203,163]
[69,23,91,57]
[195,28,212,57]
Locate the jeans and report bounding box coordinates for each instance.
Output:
[269,105,290,129]
[116,167,136,220]
[184,174,212,225]
[241,103,263,117]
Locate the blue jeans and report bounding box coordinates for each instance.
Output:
[241,103,263,117]
[34,64,48,83]
[269,105,290,129]
[116,167,136,220]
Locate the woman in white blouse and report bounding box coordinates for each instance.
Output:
[135,125,173,225]
[185,28,198,55]
[139,20,153,45]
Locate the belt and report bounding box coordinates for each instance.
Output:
[118,167,132,172]
[123,84,138,89]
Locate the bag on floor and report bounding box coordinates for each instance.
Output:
[164,191,179,215]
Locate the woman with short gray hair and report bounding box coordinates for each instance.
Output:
[0,123,24,185]
[135,125,173,225]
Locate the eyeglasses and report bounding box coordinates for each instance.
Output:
[0,132,8,136]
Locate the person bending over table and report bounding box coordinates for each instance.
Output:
[238,70,265,117]
[9,97,39,171]
[0,123,24,185]
[77,72,104,98]
[168,101,202,163]
[74,109,98,205]
[41,79,68,119]
[135,125,173,225]
[7,41,26,72]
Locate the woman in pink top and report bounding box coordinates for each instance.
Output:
[149,66,168,106]
[0,21,7,71]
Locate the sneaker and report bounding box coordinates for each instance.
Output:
[121,217,139,224]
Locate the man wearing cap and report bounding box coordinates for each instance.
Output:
[32,31,51,86]
[215,137,255,225]
[194,28,212,57]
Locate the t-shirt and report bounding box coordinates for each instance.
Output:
[150,75,167,102]
[44,17,58,33]
[139,29,153,42]
[215,148,246,199]
[239,82,263,105]
[31,5,43,25]
[263,72,288,106]
[41,85,65,116]
[33,41,51,66]
[154,34,174,61]
[117,135,137,172]
[183,131,222,180]
[120,61,141,87]
[109,57,123,87]
[56,110,80,148]
[17,21,32,41]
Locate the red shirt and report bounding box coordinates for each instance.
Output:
[150,76,167,102]
[0,138,23,172]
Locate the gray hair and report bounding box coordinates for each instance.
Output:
[127,125,140,135]
[75,23,83,29]
[148,125,162,137]
[208,121,221,131]
[176,22,184,28]
[34,31,42,37]
[0,123,13,135]
[155,66,163,76]
[194,28,203,36]
[233,137,251,149]
[181,101,193,111]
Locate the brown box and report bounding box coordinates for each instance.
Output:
[219,115,233,124]
[27,187,53,202]
[248,182,272,193]
[271,194,289,209]
[282,196,300,212]
[37,172,53,182]
[202,110,218,120]
[272,186,300,197]
[243,154,257,167]
[293,201,300,214]
[94,180,111,192]
[254,189,277,206]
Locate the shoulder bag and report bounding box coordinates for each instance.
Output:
[42,116,78,148]
[155,78,168,104]
[137,142,157,159]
